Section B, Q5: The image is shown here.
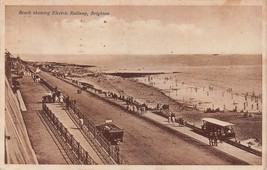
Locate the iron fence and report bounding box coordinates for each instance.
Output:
[62,96,128,164]
[42,103,97,165]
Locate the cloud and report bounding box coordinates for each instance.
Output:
[6,12,260,55]
[47,16,204,54]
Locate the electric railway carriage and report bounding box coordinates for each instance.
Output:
[201,118,235,140]
[96,120,125,145]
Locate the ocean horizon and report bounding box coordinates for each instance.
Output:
[19,54,262,69]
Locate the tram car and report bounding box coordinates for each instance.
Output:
[201,118,235,140]
[96,120,124,145]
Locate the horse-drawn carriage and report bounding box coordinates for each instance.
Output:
[96,120,124,145]
[202,118,235,140]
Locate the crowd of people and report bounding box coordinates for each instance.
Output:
[29,72,41,83]
[42,86,64,103]
[97,90,149,115]
[208,131,219,146]
[53,72,150,116]
[166,112,186,126]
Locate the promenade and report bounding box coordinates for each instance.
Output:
[143,111,262,165]
[98,96,261,165]
[18,74,67,164]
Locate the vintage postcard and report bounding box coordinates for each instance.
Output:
[1,0,266,170]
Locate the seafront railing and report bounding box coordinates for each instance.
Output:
[63,97,128,165]
[42,103,97,165]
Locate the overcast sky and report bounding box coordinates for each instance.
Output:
[5,5,262,55]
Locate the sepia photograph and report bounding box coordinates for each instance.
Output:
[2,1,266,169]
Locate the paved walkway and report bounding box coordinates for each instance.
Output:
[45,103,104,164]
[18,75,67,164]
[143,111,262,165]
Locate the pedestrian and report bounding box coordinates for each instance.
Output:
[79,118,84,128]
[214,131,218,146]
[52,91,56,103]
[178,117,182,126]
[172,115,175,125]
[65,95,70,109]
[209,132,213,146]
[59,93,64,103]
[55,95,58,103]
[168,116,171,124]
